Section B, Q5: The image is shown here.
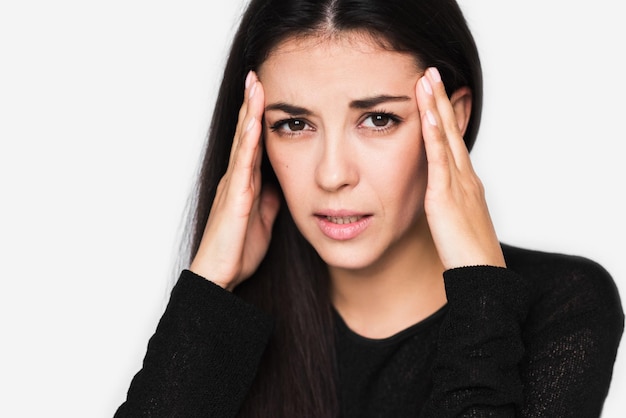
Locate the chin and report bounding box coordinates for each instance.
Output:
[313,244,384,273]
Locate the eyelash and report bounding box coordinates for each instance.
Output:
[269,118,313,137]
[358,111,402,134]
[268,111,403,138]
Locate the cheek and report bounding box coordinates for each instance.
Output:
[266,142,299,201]
[266,144,284,174]
[400,143,428,192]
[374,140,428,210]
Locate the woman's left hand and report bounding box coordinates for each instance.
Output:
[416,67,506,270]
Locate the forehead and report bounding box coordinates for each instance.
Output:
[258,33,422,99]
[262,31,420,68]
[270,30,404,55]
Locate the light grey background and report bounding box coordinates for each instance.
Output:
[1,1,623,416]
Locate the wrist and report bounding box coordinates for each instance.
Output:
[189,260,236,292]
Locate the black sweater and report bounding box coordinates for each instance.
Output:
[115,245,624,417]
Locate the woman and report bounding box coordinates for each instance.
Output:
[115,0,624,416]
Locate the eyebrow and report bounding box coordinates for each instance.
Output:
[264,102,311,116]
[349,94,412,109]
[264,95,412,115]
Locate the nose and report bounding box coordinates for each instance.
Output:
[314,132,359,192]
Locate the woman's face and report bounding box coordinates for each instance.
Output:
[259,33,428,273]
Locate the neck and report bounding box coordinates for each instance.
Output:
[329,216,447,339]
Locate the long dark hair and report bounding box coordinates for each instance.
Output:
[187,0,482,416]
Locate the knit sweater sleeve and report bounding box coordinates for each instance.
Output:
[516,254,623,417]
[420,266,529,417]
[420,259,624,418]
[114,269,274,418]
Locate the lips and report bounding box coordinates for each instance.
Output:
[315,211,372,241]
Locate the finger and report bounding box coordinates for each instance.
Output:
[416,72,453,186]
[228,78,265,208]
[251,134,264,190]
[228,71,258,172]
[425,67,473,171]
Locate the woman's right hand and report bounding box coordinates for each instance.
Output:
[190,71,281,291]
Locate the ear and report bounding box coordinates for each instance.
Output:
[449,86,472,136]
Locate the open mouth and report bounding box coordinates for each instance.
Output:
[314,214,373,241]
[324,215,365,225]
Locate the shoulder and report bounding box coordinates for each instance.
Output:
[501,245,624,416]
[502,243,619,301]
[501,243,623,334]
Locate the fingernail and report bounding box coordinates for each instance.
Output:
[246,116,256,132]
[249,81,257,99]
[429,67,441,83]
[422,77,433,95]
[426,110,437,126]
[245,71,253,89]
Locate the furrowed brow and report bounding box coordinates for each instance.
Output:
[349,95,411,109]
[264,102,312,116]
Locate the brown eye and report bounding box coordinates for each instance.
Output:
[269,118,313,137]
[288,119,305,131]
[360,113,399,131]
[371,114,391,127]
